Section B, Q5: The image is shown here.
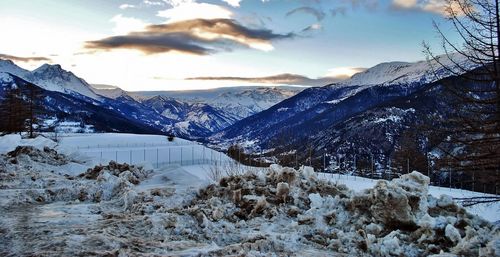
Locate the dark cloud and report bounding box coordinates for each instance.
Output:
[0,54,52,63]
[187,73,348,86]
[85,19,294,55]
[286,7,326,21]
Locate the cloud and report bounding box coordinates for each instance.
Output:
[325,67,367,79]
[0,53,52,63]
[302,23,322,32]
[144,0,164,6]
[164,0,195,7]
[222,0,242,7]
[391,0,461,16]
[158,2,233,22]
[119,4,136,9]
[85,18,294,55]
[286,6,326,21]
[110,14,150,35]
[187,72,351,86]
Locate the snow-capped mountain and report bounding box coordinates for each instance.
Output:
[0,59,101,100]
[131,86,304,120]
[343,53,472,87]
[210,54,477,164]
[91,84,304,136]
[0,59,303,139]
[142,95,240,135]
[0,72,168,134]
[207,87,301,119]
[30,64,101,100]
[0,59,30,78]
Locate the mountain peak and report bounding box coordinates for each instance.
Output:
[33,63,64,74]
[0,58,15,65]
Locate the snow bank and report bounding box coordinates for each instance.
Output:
[0,134,21,154]
[186,166,499,256]
[0,135,57,154]
[0,142,498,256]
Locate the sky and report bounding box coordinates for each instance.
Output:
[0,0,461,91]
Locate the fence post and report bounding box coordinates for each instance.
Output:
[323,151,326,172]
[100,151,103,165]
[115,151,118,162]
[496,169,498,195]
[472,170,475,192]
[129,150,132,164]
[353,154,356,180]
[156,148,159,168]
[449,161,452,191]
[371,154,374,179]
[389,158,392,180]
[143,149,146,161]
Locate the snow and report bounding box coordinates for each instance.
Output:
[0,60,102,101]
[343,53,473,87]
[318,173,500,223]
[0,134,57,154]
[0,72,13,82]
[0,133,498,256]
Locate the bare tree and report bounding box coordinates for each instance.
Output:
[424,0,499,193]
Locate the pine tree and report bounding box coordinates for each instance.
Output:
[23,83,44,138]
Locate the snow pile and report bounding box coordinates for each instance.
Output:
[0,145,498,256]
[0,146,152,208]
[0,134,57,154]
[184,165,499,256]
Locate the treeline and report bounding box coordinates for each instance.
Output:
[226,145,270,167]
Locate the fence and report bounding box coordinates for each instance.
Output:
[79,144,232,168]
[78,142,498,196]
[270,151,500,195]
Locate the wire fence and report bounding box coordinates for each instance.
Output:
[78,143,498,196]
[79,144,233,168]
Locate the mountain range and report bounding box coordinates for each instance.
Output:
[209,54,476,168]
[0,54,479,171]
[0,59,303,138]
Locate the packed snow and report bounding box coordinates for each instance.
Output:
[0,133,498,256]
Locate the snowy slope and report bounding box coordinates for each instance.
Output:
[213,54,478,153]
[143,95,240,134]
[344,53,472,87]
[0,59,30,78]
[30,64,101,100]
[0,59,101,100]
